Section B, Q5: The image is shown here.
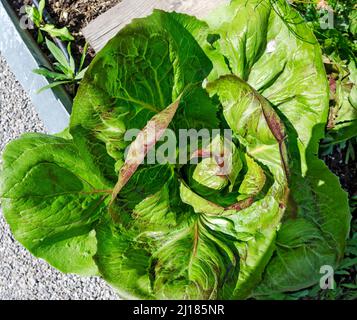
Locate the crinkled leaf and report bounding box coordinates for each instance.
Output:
[0,134,114,275]
[201,0,350,297]
[205,0,330,161]
[207,75,289,298]
[71,10,218,172]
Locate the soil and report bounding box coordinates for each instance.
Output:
[46,0,120,34]
[323,143,357,201]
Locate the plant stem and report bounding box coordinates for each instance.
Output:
[31,0,70,62]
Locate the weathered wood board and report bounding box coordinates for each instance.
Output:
[83,0,229,53]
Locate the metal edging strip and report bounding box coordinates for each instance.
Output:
[0,0,71,134]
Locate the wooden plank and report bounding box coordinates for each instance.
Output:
[83,0,229,53]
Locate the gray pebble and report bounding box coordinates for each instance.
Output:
[0,54,119,300]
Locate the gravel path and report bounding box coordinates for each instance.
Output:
[0,54,119,300]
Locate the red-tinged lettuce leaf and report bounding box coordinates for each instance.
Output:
[93,69,291,300]
[70,10,219,173]
[325,60,357,145]
[95,180,242,300]
[110,96,182,204]
[254,158,351,296]
[199,0,350,296]
[206,75,289,298]
[172,0,350,296]
[180,0,330,157]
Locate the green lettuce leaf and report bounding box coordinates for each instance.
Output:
[206,75,289,298]
[198,0,350,296]
[70,10,219,172]
[0,134,113,275]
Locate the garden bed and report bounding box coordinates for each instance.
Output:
[9,0,121,59]
[0,0,72,132]
[0,0,122,133]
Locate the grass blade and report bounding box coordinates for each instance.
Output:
[79,42,89,72]
[45,38,70,71]
[36,80,71,94]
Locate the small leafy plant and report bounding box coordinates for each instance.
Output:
[295,0,357,147]
[33,38,88,94]
[25,0,74,43]
[0,0,352,299]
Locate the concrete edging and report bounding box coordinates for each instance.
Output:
[0,0,71,134]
